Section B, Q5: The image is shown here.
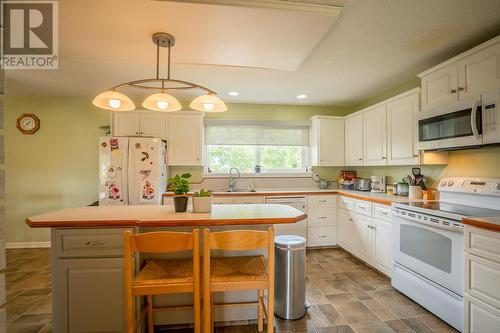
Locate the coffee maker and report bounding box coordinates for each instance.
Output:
[370,176,386,193]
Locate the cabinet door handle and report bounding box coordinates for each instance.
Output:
[382,156,386,160]
[450,89,457,94]
[135,131,139,135]
[348,218,353,221]
[85,240,105,246]
[457,87,464,92]
[358,158,363,161]
[413,154,419,158]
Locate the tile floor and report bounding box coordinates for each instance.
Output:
[4,247,458,333]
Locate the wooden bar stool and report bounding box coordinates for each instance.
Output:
[124,230,201,333]
[203,228,275,333]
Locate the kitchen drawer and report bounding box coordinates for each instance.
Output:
[54,228,132,258]
[373,203,391,221]
[232,196,265,204]
[355,200,372,217]
[466,227,500,263]
[307,226,336,246]
[308,208,335,227]
[465,294,500,333]
[338,196,355,211]
[212,197,234,205]
[308,195,336,207]
[466,253,500,309]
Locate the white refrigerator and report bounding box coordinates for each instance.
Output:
[99,137,168,206]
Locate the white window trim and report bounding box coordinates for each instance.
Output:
[202,172,314,179]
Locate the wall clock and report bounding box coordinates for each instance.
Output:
[16,113,40,134]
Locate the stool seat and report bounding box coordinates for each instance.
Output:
[211,256,268,283]
[135,258,194,286]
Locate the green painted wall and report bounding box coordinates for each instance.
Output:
[5,96,109,243]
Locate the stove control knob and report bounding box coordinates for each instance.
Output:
[440,181,447,187]
[447,180,454,187]
[496,183,500,190]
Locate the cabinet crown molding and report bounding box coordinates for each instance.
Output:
[417,35,500,78]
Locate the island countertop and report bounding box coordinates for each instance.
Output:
[26,204,307,228]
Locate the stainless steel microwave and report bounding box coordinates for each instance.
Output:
[418,88,500,151]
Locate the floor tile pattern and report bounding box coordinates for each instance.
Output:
[4,247,459,333]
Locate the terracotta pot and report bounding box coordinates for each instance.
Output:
[192,196,212,213]
[173,196,189,212]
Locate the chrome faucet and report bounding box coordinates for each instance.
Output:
[228,167,241,192]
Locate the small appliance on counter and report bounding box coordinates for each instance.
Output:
[370,176,386,192]
[354,178,372,191]
[338,170,356,190]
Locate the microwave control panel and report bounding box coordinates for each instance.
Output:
[482,88,500,144]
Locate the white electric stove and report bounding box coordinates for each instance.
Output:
[391,177,500,333]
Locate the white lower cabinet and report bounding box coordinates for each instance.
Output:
[372,218,392,275]
[465,226,500,333]
[465,295,500,333]
[353,214,372,263]
[337,196,392,277]
[337,208,354,251]
[307,195,337,247]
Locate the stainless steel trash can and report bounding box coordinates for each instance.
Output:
[274,235,307,320]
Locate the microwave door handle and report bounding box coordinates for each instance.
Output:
[471,99,481,140]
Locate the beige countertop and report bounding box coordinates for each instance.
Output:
[26,204,307,228]
[164,189,424,206]
[463,216,500,232]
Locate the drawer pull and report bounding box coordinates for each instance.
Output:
[318,235,327,238]
[348,218,353,221]
[85,241,105,246]
[318,216,327,219]
[318,200,327,203]
[380,211,388,216]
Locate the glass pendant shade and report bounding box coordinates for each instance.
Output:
[92,91,135,111]
[142,92,182,112]
[190,94,227,112]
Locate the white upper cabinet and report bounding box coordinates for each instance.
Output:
[419,36,500,110]
[345,113,364,166]
[363,105,387,166]
[112,111,167,138]
[139,112,167,138]
[420,63,458,109]
[457,41,500,99]
[387,90,419,165]
[310,116,344,166]
[167,113,204,166]
[112,112,141,136]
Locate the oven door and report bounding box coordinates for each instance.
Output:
[418,96,482,150]
[392,215,464,295]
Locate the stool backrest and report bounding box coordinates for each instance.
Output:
[207,229,272,251]
[124,230,199,258]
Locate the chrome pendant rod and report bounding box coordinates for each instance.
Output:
[110,78,217,95]
[156,42,160,79]
[167,41,171,80]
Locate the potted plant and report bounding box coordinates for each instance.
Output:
[192,189,213,213]
[168,173,191,212]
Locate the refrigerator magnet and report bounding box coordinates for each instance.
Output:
[110,138,119,151]
[140,180,156,202]
[105,181,121,201]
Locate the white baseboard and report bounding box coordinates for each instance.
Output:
[6,242,51,249]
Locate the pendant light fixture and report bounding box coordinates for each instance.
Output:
[92,32,227,113]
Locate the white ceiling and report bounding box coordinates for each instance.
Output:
[6,0,500,106]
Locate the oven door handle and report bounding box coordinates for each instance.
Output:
[471,98,481,140]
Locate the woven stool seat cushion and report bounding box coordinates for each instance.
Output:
[210,255,268,283]
[134,258,193,285]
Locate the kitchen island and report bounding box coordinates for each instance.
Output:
[26,204,306,333]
